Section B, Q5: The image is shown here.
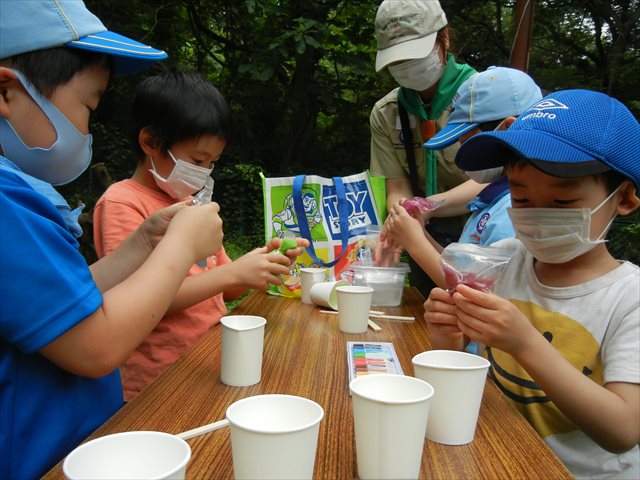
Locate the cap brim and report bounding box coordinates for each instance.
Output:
[66,31,167,74]
[424,122,478,150]
[375,33,437,72]
[455,129,610,177]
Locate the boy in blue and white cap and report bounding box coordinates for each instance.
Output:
[425,89,639,479]
[0,2,225,478]
[382,67,542,290]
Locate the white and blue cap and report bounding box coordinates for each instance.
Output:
[424,67,542,150]
[0,0,167,74]
[455,89,640,191]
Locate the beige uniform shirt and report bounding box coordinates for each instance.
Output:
[369,87,469,196]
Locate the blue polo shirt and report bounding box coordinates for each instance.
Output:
[0,163,122,479]
[459,176,514,246]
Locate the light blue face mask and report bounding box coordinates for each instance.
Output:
[0,69,93,186]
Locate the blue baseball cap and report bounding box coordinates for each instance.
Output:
[455,89,640,190]
[425,67,542,150]
[0,0,167,74]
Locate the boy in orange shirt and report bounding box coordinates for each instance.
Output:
[94,71,305,400]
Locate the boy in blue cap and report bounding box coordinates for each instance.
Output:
[424,89,639,479]
[382,67,542,289]
[0,2,224,478]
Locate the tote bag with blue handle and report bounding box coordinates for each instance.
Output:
[261,171,386,297]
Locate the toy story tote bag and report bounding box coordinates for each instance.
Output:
[261,171,386,297]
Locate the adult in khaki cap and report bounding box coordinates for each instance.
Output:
[369,0,477,296]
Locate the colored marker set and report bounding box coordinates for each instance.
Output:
[347,342,403,384]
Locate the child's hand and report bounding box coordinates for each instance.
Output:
[424,287,462,334]
[229,249,293,290]
[139,202,186,251]
[374,224,403,266]
[265,237,310,265]
[452,284,538,355]
[385,201,427,252]
[165,202,224,262]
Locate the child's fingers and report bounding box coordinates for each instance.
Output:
[454,284,499,309]
[295,238,310,248]
[456,317,483,341]
[428,287,457,305]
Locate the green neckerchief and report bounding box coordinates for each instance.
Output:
[398,53,476,120]
[397,54,476,195]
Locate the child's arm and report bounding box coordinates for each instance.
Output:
[89,201,183,291]
[166,237,308,309]
[453,284,640,453]
[423,287,467,351]
[385,202,446,288]
[39,203,224,378]
[426,179,485,218]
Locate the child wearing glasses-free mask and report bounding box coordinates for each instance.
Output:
[424,89,639,479]
[93,70,306,401]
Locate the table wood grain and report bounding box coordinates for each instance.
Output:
[44,288,572,479]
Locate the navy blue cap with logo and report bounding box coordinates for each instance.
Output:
[455,89,640,191]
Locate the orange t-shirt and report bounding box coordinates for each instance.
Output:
[93,179,230,401]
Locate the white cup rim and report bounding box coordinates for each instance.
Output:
[335,286,374,294]
[226,394,324,434]
[300,267,326,274]
[221,315,266,332]
[349,374,434,404]
[412,350,491,371]
[62,431,191,480]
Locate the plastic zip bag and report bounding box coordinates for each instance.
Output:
[401,196,443,216]
[191,177,215,205]
[440,243,514,293]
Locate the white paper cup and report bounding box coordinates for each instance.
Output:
[412,350,490,445]
[63,431,191,480]
[226,394,324,480]
[299,268,326,304]
[350,374,434,480]
[220,315,267,386]
[309,279,349,310]
[336,286,373,333]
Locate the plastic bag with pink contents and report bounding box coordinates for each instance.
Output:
[440,242,514,293]
[401,197,442,216]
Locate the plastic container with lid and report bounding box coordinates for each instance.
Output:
[346,263,410,307]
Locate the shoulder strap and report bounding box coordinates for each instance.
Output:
[398,103,419,197]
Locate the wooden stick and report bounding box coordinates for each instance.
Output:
[368,319,382,331]
[176,418,230,440]
[368,313,415,322]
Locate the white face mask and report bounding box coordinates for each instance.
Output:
[465,167,504,185]
[149,150,213,200]
[388,49,444,91]
[507,185,622,264]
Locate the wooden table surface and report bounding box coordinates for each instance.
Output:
[45,288,571,479]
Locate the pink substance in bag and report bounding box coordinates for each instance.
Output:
[401,197,441,216]
[441,262,496,293]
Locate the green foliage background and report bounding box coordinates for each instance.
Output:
[60,0,639,264]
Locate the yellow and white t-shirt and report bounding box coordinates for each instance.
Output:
[490,241,639,479]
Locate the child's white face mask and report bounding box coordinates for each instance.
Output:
[507,184,622,264]
[149,150,213,200]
